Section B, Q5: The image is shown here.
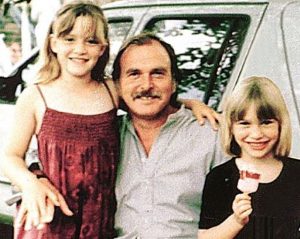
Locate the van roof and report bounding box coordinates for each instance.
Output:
[102,0,270,10]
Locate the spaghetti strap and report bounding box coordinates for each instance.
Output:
[103,81,117,109]
[35,84,48,108]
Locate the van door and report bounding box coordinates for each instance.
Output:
[282,1,300,121]
[280,1,300,157]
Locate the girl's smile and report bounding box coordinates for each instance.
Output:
[232,103,279,161]
[50,16,106,81]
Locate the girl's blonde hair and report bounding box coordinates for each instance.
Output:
[37,0,109,84]
[221,76,291,158]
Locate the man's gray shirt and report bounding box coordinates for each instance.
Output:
[114,106,223,239]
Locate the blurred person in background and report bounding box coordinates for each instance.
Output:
[0,33,13,75]
[9,42,22,65]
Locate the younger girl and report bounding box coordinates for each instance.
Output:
[2,1,119,238]
[198,76,300,238]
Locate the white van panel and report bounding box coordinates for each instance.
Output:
[240,1,300,157]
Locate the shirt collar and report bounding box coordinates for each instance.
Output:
[122,104,187,136]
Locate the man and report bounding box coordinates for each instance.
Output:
[112,33,224,238]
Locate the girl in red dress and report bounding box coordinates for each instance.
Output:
[2,1,119,238]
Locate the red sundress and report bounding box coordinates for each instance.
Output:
[14,85,119,239]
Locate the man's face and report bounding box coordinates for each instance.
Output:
[118,41,176,120]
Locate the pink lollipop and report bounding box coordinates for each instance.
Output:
[237,168,261,193]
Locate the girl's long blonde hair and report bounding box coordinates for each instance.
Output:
[37,0,109,84]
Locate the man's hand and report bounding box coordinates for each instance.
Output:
[15,177,73,230]
[180,99,220,130]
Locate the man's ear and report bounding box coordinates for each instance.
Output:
[172,80,177,93]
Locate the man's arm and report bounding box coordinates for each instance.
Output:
[179,99,220,130]
[7,149,73,230]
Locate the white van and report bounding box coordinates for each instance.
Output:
[0,0,300,227]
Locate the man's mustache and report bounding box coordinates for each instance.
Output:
[132,90,161,100]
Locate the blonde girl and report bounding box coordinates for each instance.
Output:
[2,1,119,238]
[198,76,300,239]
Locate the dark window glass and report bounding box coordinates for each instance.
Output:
[108,20,132,70]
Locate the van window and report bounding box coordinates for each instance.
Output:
[108,20,132,69]
[144,16,249,109]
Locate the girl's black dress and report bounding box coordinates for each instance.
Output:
[199,157,300,239]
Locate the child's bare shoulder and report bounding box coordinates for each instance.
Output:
[16,85,42,108]
[103,78,119,106]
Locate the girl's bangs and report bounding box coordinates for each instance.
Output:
[231,97,278,122]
